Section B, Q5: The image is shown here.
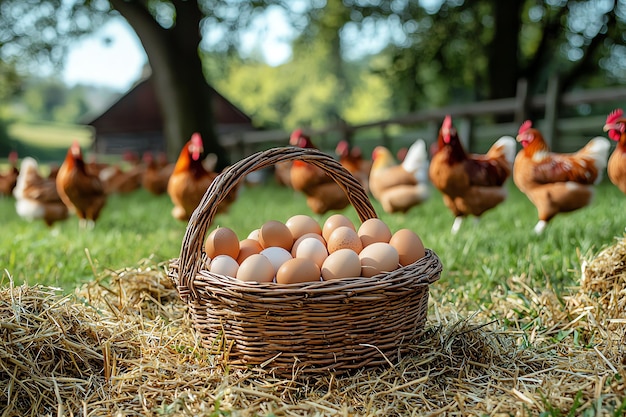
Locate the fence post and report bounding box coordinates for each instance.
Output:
[544,75,561,149]
[458,118,473,151]
[514,78,529,125]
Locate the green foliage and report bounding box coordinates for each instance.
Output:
[0,118,18,156]
[0,60,22,99]
[0,0,111,71]
[19,78,91,123]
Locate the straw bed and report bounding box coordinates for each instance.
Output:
[1,255,626,415]
[580,234,626,324]
[169,147,443,375]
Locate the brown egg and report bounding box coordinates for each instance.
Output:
[321,249,361,281]
[276,258,321,284]
[326,226,363,254]
[285,214,322,240]
[389,229,426,266]
[237,238,263,264]
[205,227,240,259]
[291,232,327,256]
[259,220,293,250]
[358,218,392,247]
[322,214,355,242]
[359,242,399,278]
[236,254,275,283]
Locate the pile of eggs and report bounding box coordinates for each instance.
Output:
[203,214,425,285]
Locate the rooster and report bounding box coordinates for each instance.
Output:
[368,140,430,214]
[514,120,610,234]
[13,157,69,226]
[602,108,626,195]
[56,141,107,229]
[167,133,236,221]
[335,139,371,193]
[429,115,516,234]
[289,129,350,215]
[142,152,174,195]
[0,151,19,197]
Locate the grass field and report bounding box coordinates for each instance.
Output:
[4,121,93,162]
[1,172,624,310]
[2,158,626,415]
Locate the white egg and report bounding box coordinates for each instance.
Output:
[294,237,328,268]
[260,246,293,275]
[209,255,239,277]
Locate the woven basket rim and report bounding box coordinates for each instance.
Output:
[175,146,385,300]
[169,248,441,296]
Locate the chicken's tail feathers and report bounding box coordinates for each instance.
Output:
[582,136,611,171]
[488,136,517,165]
[13,157,39,199]
[577,136,611,184]
[401,139,429,176]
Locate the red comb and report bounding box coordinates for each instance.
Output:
[518,120,532,135]
[606,109,623,124]
[191,132,203,145]
[443,115,452,129]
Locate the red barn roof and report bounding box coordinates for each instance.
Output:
[87,77,254,155]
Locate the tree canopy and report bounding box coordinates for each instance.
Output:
[1,0,625,163]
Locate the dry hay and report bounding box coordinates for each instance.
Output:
[1,255,626,416]
[580,234,626,325]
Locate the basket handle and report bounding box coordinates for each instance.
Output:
[177,146,378,299]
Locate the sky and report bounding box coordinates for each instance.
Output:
[62,18,147,92]
[62,11,294,92]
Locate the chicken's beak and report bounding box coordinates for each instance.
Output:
[603,124,613,132]
[191,146,202,161]
[70,141,82,157]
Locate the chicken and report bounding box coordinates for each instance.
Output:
[288,129,350,215]
[56,141,107,229]
[514,120,610,234]
[85,155,110,178]
[13,157,69,226]
[167,133,236,221]
[0,151,19,197]
[142,152,174,195]
[274,161,293,187]
[99,164,144,194]
[335,140,371,193]
[429,115,516,234]
[602,108,626,194]
[369,140,430,214]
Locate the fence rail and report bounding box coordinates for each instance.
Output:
[221,77,626,158]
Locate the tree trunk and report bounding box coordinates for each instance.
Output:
[487,0,524,106]
[109,0,230,170]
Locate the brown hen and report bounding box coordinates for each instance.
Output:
[14,157,69,226]
[289,129,350,215]
[429,115,516,234]
[603,108,626,195]
[56,141,107,229]
[514,120,610,234]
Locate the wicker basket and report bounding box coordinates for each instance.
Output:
[168,147,442,375]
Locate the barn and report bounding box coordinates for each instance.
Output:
[86,77,255,155]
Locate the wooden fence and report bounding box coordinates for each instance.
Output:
[221,77,626,159]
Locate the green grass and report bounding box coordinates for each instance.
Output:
[4,121,93,162]
[1,176,625,306]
